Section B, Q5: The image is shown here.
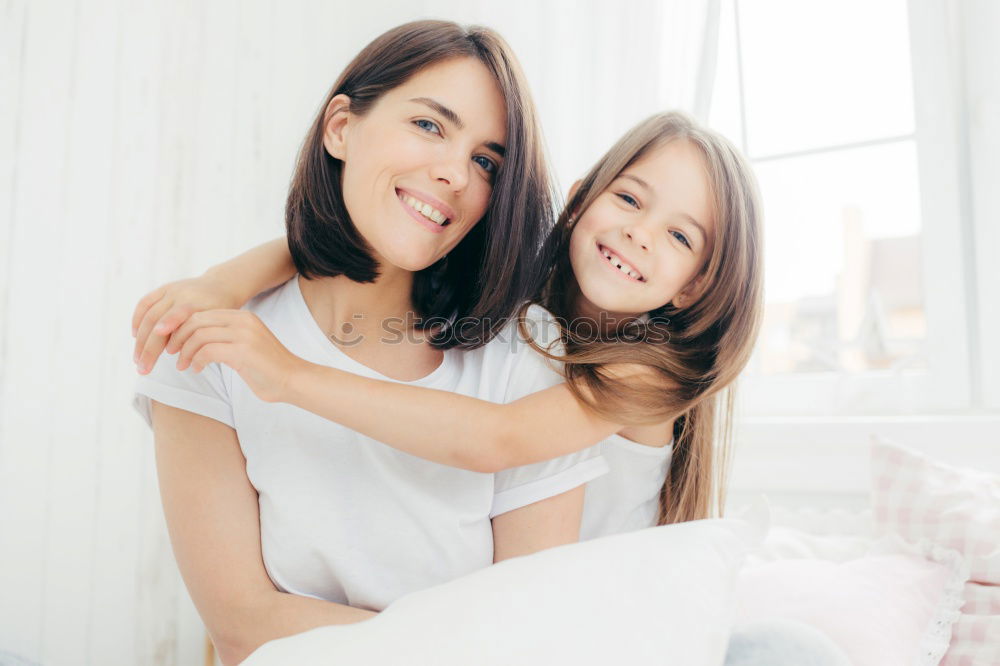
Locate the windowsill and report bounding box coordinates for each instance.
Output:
[728,413,1000,495]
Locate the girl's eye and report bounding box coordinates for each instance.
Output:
[616,193,639,208]
[671,230,692,249]
[414,119,441,135]
[473,155,498,175]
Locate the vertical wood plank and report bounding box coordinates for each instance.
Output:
[0,0,29,374]
[37,0,120,662]
[0,0,78,659]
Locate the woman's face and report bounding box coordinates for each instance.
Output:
[568,139,717,320]
[324,57,507,273]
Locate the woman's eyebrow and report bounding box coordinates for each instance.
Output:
[411,96,464,129]
[410,97,506,158]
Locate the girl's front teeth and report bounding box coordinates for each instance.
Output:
[601,247,643,281]
[403,195,448,225]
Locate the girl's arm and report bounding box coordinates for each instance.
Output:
[284,361,624,473]
[200,237,297,305]
[133,237,296,373]
[151,400,375,666]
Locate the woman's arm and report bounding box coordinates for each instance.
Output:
[150,400,375,666]
[284,362,621,473]
[133,237,296,373]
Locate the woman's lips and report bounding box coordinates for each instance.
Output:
[396,187,456,222]
[397,189,448,234]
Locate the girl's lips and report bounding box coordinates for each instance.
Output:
[596,243,644,283]
[397,190,447,234]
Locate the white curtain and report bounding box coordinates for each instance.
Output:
[0,2,718,664]
[421,0,721,194]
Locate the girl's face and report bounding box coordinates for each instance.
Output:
[324,57,507,273]
[568,139,716,320]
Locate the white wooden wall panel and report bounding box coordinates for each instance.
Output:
[87,0,167,661]
[39,0,115,662]
[1,0,78,660]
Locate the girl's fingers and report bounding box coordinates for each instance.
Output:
[176,325,233,372]
[131,286,166,338]
[139,304,196,372]
[157,305,196,354]
[189,342,233,374]
[133,299,172,368]
[170,309,237,356]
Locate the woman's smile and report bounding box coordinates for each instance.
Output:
[396,186,454,234]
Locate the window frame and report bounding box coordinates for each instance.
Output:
[722,0,976,417]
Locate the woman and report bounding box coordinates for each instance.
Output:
[133,20,606,665]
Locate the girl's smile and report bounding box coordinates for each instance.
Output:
[596,243,645,282]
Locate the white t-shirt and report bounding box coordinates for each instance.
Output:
[132,275,607,611]
[580,434,673,541]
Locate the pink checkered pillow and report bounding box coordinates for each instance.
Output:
[871,438,1000,665]
[870,438,1000,584]
[938,582,1000,666]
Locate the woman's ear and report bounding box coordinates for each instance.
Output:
[322,94,353,160]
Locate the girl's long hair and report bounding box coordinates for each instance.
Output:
[529,111,764,525]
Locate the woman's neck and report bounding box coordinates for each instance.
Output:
[298,265,418,344]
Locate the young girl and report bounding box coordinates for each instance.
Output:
[133,20,608,665]
[134,109,764,538]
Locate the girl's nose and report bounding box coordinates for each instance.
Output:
[624,225,651,252]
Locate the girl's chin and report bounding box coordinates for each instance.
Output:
[578,288,641,319]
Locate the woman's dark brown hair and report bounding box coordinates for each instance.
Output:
[285,20,554,350]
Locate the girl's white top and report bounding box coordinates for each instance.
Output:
[133,275,607,611]
[580,433,673,540]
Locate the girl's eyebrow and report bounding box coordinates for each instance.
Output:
[409,97,505,157]
[619,173,707,245]
[677,213,708,245]
[619,173,652,191]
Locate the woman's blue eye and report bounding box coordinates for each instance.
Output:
[473,155,497,175]
[616,193,639,208]
[671,230,692,249]
[414,119,441,135]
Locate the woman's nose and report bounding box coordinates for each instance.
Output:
[430,152,470,192]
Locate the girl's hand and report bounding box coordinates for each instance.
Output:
[132,275,244,374]
[166,309,308,404]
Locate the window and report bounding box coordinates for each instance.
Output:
[709,0,973,416]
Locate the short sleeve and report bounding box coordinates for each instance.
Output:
[491,305,609,518]
[132,350,234,430]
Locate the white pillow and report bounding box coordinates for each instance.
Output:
[243,507,769,666]
[735,527,968,666]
